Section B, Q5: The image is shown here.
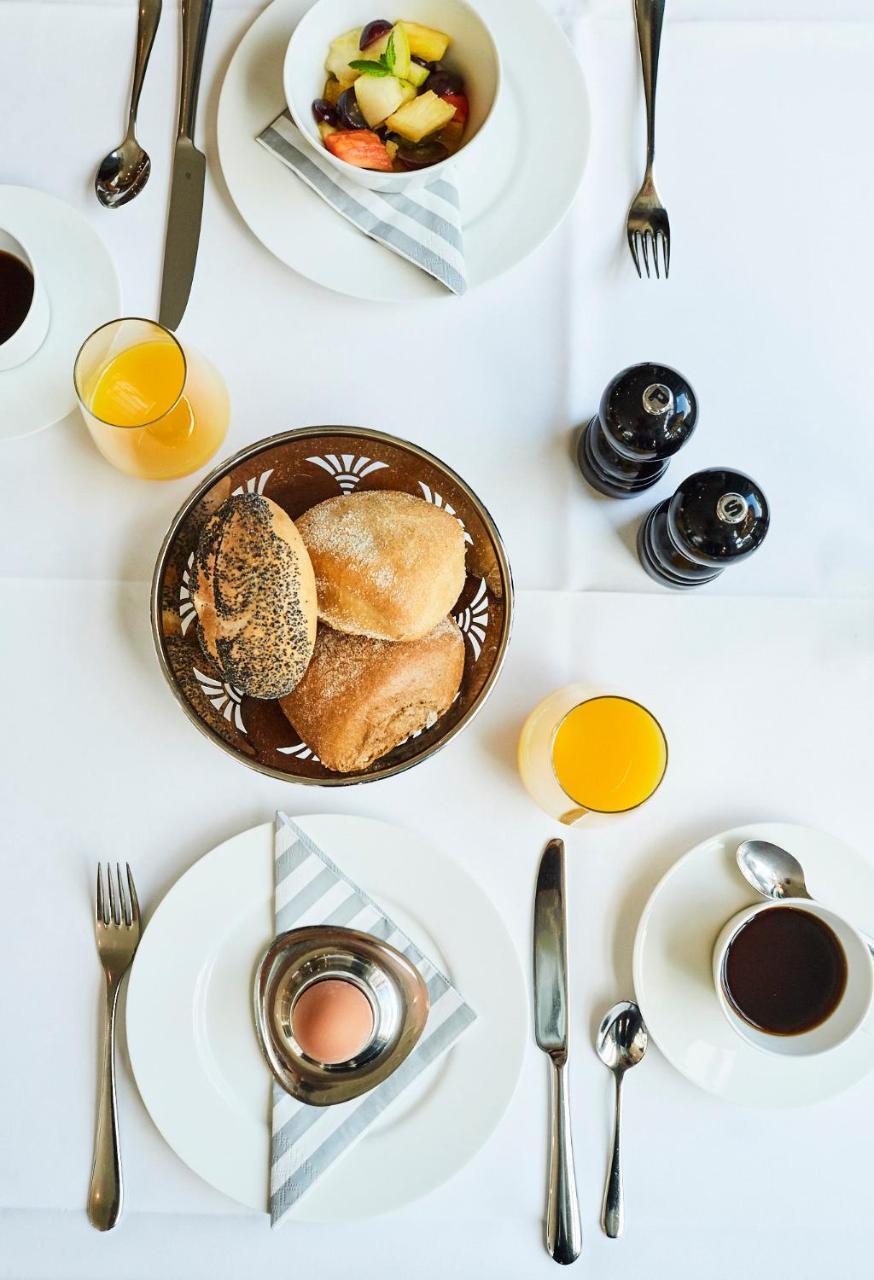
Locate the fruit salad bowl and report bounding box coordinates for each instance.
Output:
[284,0,501,192]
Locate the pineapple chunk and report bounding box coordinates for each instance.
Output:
[398,21,451,62]
[317,121,338,141]
[325,28,363,86]
[361,22,411,80]
[385,90,456,143]
[354,74,408,128]
[323,76,343,106]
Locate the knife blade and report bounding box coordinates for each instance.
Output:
[159,0,213,330]
[533,838,581,1265]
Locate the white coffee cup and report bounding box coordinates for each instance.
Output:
[712,898,874,1057]
[0,229,50,372]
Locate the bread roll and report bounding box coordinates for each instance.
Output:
[279,618,464,773]
[296,490,466,642]
[191,493,317,699]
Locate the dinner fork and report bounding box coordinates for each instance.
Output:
[88,863,141,1231]
[627,0,670,278]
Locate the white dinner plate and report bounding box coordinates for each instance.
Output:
[633,822,874,1107]
[0,186,120,439]
[217,0,589,301]
[127,815,526,1218]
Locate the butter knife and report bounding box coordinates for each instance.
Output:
[159,0,213,329]
[533,838,581,1265]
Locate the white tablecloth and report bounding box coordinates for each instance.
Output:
[2,0,873,1276]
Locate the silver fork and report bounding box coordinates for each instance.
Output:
[627,0,670,278]
[88,863,141,1231]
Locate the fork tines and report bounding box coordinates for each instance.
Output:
[95,862,140,928]
[627,227,670,280]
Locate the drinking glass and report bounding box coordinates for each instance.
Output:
[518,686,668,826]
[74,317,229,480]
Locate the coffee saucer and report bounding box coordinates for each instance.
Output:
[0,186,120,440]
[633,822,874,1107]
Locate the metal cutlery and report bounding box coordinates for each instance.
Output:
[95,0,162,208]
[533,838,582,1266]
[159,0,214,330]
[88,863,141,1232]
[736,838,874,955]
[627,0,670,278]
[595,1001,648,1238]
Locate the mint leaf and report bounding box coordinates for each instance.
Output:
[349,58,391,75]
[384,29,396,73]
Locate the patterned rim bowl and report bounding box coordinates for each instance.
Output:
[151,426,514,785]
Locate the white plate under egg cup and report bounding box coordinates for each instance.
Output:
[126,815,527,1219]
[217,0,589,301]
[283,0,501,194]
[0,186,120,440]
[633,822,874,1107]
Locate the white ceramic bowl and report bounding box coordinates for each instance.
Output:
[283,0,501,192]
[712,898,874,1057]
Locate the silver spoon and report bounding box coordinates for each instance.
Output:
[95,0,162,207]
[596,1001,648,1239]
[736,839,874,955]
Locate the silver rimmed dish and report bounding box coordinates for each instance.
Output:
[150,426,513,785]
[254,926,430,1106]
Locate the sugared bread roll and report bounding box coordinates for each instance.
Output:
[191,493,317,699]
[279,618,465,773]
[296,490,466,642]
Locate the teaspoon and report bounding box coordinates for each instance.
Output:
[95,0,162,208]
[596,1001,648,1239]
[736,839,874,955]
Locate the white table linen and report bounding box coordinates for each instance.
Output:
[2,0,873,1276]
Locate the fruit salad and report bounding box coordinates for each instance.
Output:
[312,19,469,172]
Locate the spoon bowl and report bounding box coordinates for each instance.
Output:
[736,839,811,903]
[95,136,152,209]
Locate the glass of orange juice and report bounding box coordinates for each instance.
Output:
[74,317,229,480]
[518,687,668,826]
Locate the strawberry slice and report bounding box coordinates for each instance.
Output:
[325,130,393,171]
[440,92,469,124]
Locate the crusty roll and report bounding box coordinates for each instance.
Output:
[279,618,465,773]
[191,493,317,699]
[296,490,466,642]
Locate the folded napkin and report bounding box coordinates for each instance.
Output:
[257,111,468,294]
[269,812,476,1225]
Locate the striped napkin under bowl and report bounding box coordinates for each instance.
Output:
[257,111,468,295]
[269,812,476,1226]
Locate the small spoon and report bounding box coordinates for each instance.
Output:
[596,1001,648,1239]
[95,0,162,208]
[736,839,874,955]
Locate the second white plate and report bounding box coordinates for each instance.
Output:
[633,822,874,1107]
[126,815,526,1218]
[216,0,589,301]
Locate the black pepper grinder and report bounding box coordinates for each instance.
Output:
[637,468,770,589]
[577,363,698,498]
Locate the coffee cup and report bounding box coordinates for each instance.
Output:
[712,898,874,1057]
[0,228,50,372]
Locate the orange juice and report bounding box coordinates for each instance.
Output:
[551,696,667,812]
[75,319,229,480]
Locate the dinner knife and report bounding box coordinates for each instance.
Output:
[533,838,581,1265]
[159,0,213,330]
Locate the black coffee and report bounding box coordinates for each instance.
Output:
[0,249,35,345]
[723,906,847,1036]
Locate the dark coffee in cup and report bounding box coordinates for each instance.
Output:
[0,249,35,345]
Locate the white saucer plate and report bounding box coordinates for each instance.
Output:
[217,0,589,301]
[127,815,526,1218]
[633,822,874,1107]
[0,186,120,440]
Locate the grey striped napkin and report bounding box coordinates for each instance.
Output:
[257,111,467,295]
[269,812,476,1226]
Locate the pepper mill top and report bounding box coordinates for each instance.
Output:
[668,468,770,566]
[600,363,697,462]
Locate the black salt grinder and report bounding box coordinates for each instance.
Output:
[637,468,770,589]
[577,363,697,498]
